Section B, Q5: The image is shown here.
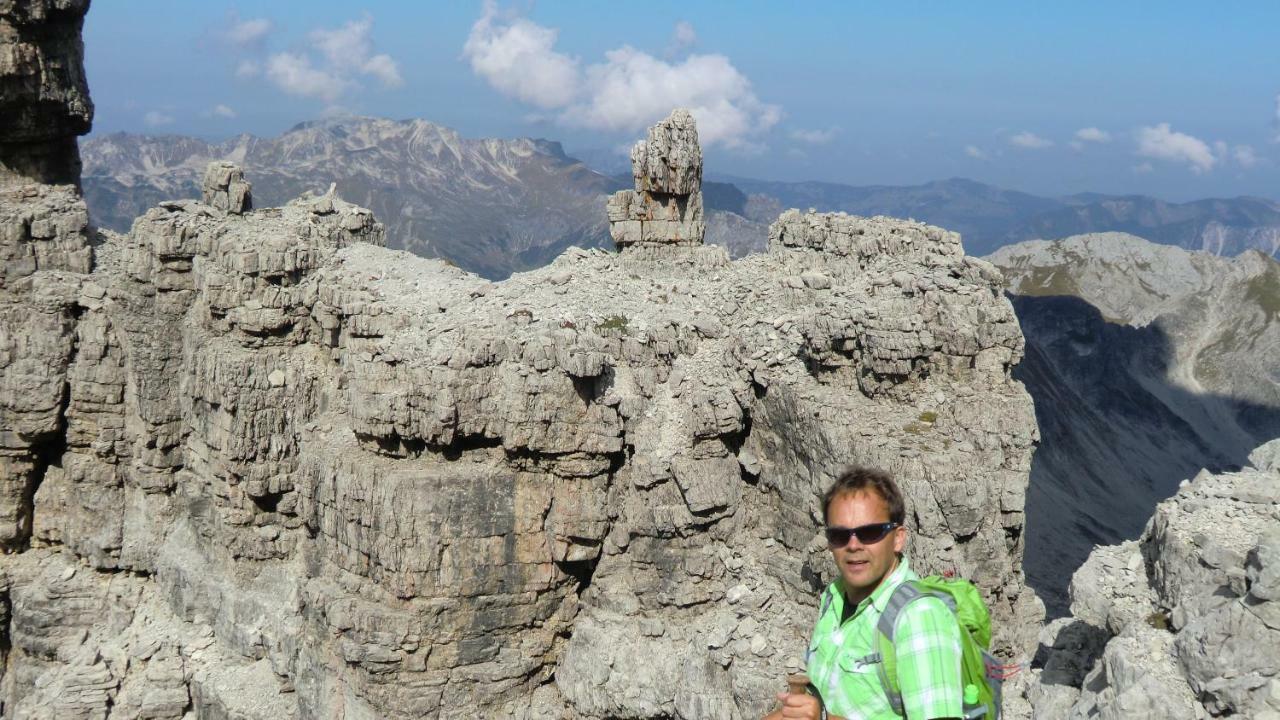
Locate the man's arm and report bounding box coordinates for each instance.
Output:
[894,596,965,720]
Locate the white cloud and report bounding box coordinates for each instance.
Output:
[212,104,237,118]
[669,21,697,54]
[790,127,839,144]
[1068,140,1084,152]
[360,53,403,87]
[225,15,400,105]
[1132,162,1154,174]
[463,4,779,149]
[1074,127,1111,143]
[1234,144,1258,168]
[964,144,987,160]
[143,111,174,127]
[1136,123,1216,173]
[227,17,272,48]
[309,16,403,87]
[463,3,580,109]
[1009,131,1053,149]
[266,52,347,103]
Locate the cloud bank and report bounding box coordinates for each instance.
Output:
[464,5,780,149]
[1074,127,1111,143]
[1136,123,1216,173]
[227,15,402,106]
[1009,131,1053,149]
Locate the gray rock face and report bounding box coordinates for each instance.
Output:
[200,161,252,214]
[0,0,93,186]
[0,0,96,550]
[2,163,1043,719]
[1028,440,1280,718]
[607,109,706,248]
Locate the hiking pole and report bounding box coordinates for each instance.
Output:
[786,674,811,697]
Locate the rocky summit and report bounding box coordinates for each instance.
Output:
[0,7,1048,717]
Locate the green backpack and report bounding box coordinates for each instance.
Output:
[871,576,1006,719]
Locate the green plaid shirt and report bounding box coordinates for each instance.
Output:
[805,559,963,719]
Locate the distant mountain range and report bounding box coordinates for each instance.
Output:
[82,118,618,279]
[81,116,1280,279]
[720,176,1280,257]
[988,234,1280,613]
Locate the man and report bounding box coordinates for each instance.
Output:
[765,467,963,720]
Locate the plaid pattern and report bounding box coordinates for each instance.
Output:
[805,560,963,719]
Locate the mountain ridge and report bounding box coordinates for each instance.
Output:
[988,233,1280,613]
[81,116,1280,278]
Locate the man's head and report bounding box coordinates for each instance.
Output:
[822,466,907,604]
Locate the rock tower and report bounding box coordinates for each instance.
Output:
[607,109,705,248]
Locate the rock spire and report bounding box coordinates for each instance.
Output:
[607,108,706,248]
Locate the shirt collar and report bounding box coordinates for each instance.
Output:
[851,557,912,614]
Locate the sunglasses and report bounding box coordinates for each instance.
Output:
[825,522,899,547]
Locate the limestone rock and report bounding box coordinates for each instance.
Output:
[0,0,93,185]
[201,161,252,214]
[990,234,1280,613]
[608,109,705,248]
[0,15,1045,715]
[1029,454,1280,718]
[630,108,701,196]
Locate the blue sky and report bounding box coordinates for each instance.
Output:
[85,2,1280,201]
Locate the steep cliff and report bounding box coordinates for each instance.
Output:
[989,234,1280,612]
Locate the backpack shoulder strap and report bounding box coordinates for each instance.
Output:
[874,581,927,717]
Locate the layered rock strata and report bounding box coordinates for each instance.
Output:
[201,161,252,215]
[1,20,1045,713]
[0,0,93,186]
[0,0,94,551]
[607,109,705,248]
[1029,440,1280,718]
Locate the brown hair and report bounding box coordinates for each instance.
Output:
[822,466,906,526]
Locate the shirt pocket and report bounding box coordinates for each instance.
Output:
[837,652,880,676]
[825,652,893,719]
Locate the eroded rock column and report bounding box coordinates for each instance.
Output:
[607,108,706,248]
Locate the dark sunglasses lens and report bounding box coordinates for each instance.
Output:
[825,528,852,546]
[826,523,895,546]
[854,523,894,543]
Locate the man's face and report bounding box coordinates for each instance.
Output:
[826,490,907,604]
